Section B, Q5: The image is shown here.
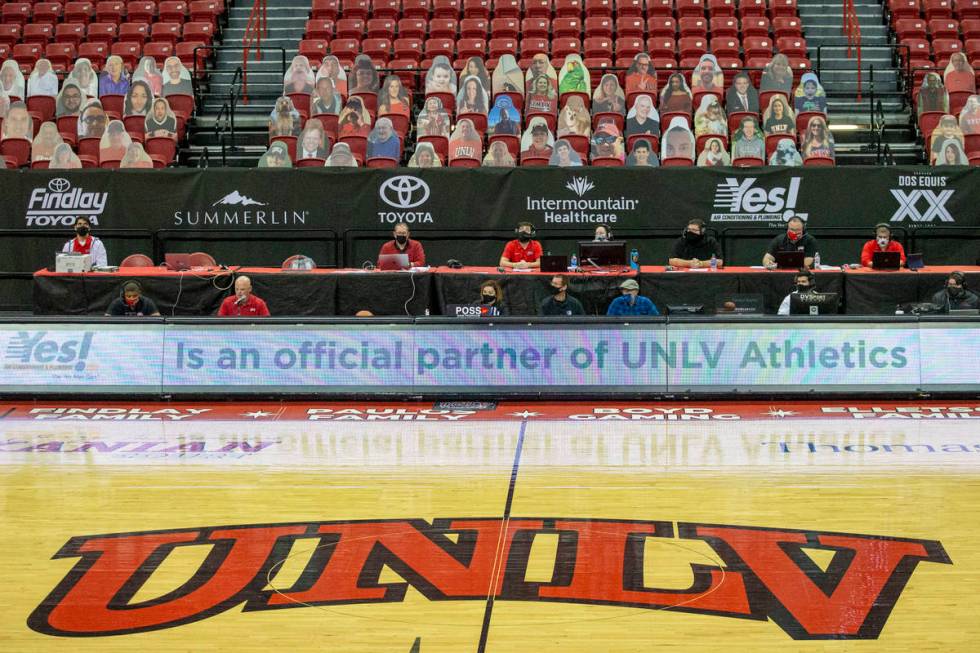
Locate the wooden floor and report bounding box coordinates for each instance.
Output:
[1,401,978,651]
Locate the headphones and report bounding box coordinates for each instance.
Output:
[796,268,814,286]
[949,271,966,288]
[596,223,612,239]
[446,259,463,269]
[874,222,891,233]
[120,280,143,297]
[515,223,536,237]
[685,219,706,235]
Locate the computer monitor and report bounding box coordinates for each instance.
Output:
[578,241,627,267]
[715,294,764,315]
[540,254,568,273]
[790,291,840,315]
[872,251,901,270]
[774,250,806,269]
[377,253,411,271]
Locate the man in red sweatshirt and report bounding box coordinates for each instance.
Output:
[860,223,906,268]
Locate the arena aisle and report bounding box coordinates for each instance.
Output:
[1,400,977,651]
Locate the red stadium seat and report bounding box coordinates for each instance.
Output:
[743,36,774,59]
[144,42,173,67]
[329,38,360,60]
[521,17,549,38]
[662,156,695,167]
[584,36,613,58]
[776,37,808,58]
[489,17,519,39]
[335,18,364,39]
[679,17,708,38]
[1,4,32,27]
[365,18,395,39]
[676,0,705,18]
[647,0,672,15]
[803,156,834,167]
[433,0,461,18]
[924,0,955,20]
[393,38,423,60]
[118,22,150,44]
[933,37,964,64]
[615,37,643,59]
[678,36,708,59]
[647,37,677,59]
[615,17,644,38]
[524,0,552,18]
[126,1,155,24]
[488,37,517,59]
[362,37,392,61]
[888,0,920,21]
[0,25,22,50]
[708,0,736,17]
[77,42,108,68]
[145,136,177,166]
[397,18,426,39]
[771,17,801,38]
[190,1,223,25]
[739,0,767,17]
[45,43,77,72]
[769,0,798,18]
[962,18,980,38]
[311,0,340,20]
[27,95,56,124]
[553,16,581,37]
[463,0,491,18]
[459,17,488,37]
[732,156,764,167]
[556,0,583,16]
[591,156,624,166]
[959,0,980,18]
[616,0,644,17]
[12,44,41,70]
[584,0,613,17]
[34,3,64,25]
[647,17,676,38]
[85,23,117,48]
[710,17,739,38]
[894,18,928,41]
[110,41,141,70]
[1,138,30,168]
[184,21,214,45]
[552,38,580,58]
[340,0,370,20]
[22,25,53,47]
[158,1,188,23]
[64,2,96,25]
[151,23,182,47]
[929,19,961,39]
[176,41,211,73]
[711,37,740,59]
[429,18,458,38]
[457,37,486,57]
[423,38,455,60]
[372,0,401,18]
[298,39,328,66]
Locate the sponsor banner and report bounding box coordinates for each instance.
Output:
[4,167,980,234]
[0,322,975,394]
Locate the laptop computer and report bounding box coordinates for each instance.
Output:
[540,254,568,273]
[164,253,192,271]
[774,250,806,269]
[906,252,925,270]
[873,250,902,270]
[377,253,411,271]
[790,292,840,315]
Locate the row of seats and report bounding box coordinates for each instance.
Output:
[889,0,980,22]
[0,1,225,26]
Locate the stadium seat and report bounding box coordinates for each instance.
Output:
[769,0,798,18]
[120,254,155,267]
[676,0,705,19]
[708,0,736,17]
[86,23,118,48]
[12,43,41,70]
[22,25,53,47]
[895,18,929,41]
[924,0,955,20]
[396,18,426,39]
[45,43,77,72]
[744,36,774,60]
[159,1,188,23]
[111,41,142,69]
[183,22,215,45]
[372,0,401,18]
[190,1,224,25]
[584,0,613,17]
[57,115,79,146]
[64,2,96,24]
[118,22,150,44]
[678,37,708,59]
[493,0,521,18]
[679,17,708,38]
[584,37,613,58]
[34,3,64,25]
[335,18,364,39]
[394,38,424,60]
[144,42,174,67]
[459,17,488,37]
[27,95,55,124]
[311,0,340,20]
[1,4,32,27]
[552,38,581,58]
[929,18,961,39]
[732,156,764,167]
[77,42,108,68]
[776,37,808,58]
[647,17,676,38]
[888,0,920,21]
[961,18,980,38]
[591,156,623,166]
[615,17,644,38]
[803,156,835,167]
[366,18,395,38]
[362,37,392,61]
[959,0,980,19]
[711,37,740,59]
[151,23,183,48]
[145,136,177,166]
[771,17,802,38]
[615,0,644,16]
[433,0,461,18]
[0,25,23,51]
[463,0,490,19]
[340,0,370,20]
[298,40,328,66]
[710,17,739,38]
[662,156,695,167]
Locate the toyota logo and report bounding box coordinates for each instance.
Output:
[48,178,71,193]
[379,175,430,209]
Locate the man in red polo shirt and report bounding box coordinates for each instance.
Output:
[377,223,426,268]
[499,222,542,270]
[860,223,907,268]
[218,276,270,317]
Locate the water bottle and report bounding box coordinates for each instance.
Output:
[630,248,639,271]
[813,252,821,269]
[710,254,717,271]
[569,253,578,271]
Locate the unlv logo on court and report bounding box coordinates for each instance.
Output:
[28,518,949,640]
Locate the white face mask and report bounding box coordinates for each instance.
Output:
[877,237,889,248]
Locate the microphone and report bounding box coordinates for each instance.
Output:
[236,295,247,306]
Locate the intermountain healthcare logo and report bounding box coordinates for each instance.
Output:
[710,177,806,225]
[527,176,640,224]
[173,190,309,226]
[3,331,94,371]
[28,518,949,639]
[378,175,433,223]
[25,178,108,227]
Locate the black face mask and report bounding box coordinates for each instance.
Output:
[481,294,495,304]
[394,235,408,245]
[518,233,531,243]
[684,231,703,243]
[75,226,90,237]
[552,286,565,296]
[949,286,965,298]
[796,283,811,293]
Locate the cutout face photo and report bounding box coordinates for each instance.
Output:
[283,55,315,95]
[28,59,59,98]
[487,95,521,136]
[338,97,372,138]
[944,52,976,94]
[448,118,482,162]
[349,54,380,95]
[492,54,524,97]
[691,54,724,94]
[268,96,301,138]
[31,121,63,162]
[626,138,659,166]
[163,56,193,97]
[592,73,626,115]
[660,73,693,114]
[99,119,132,160]
[425,56,456,95]
[124,80,153,117]
[298,119,329,159]
[311,75,343,115]
[98,55,129,97]
[366,117,401,160]
[625,94,660,137]
[458,57,490,94]
[762,94,796,136]
[68,58,98,98]
[760,54,793,94]
[258,141,292,167]
[661,117,695,161]
[457,75,489,115]
[525,72,558,115]
[416,96,450,138]
[558,54,590,96]
[959,95,980,134]
[557,95,591,137]
[726,71,759,113]
[625,52,657,96]
[590,119,625,160]
[934,138,969,165]
[326,142,358,167]
[697,136,731,166]
[408,141,442,168]
[768,137,803,166]
[0,85,8,120]
[316,56,348,97]
[918,72,949,115]
[378,74,411,117]
[793,72,827,114]
[801,115,835,160]
[731,115,764,159]
[77,99,107,139]
[145,97,177,138]
[694,95,727,136]
[520,117,555,156]
[524,53,557,95]
[549,138,583,167]
[929,114,965,163]
[57,81,86,117]
[120,141,154,168]
[49,142,82,169]
[1,60,25,99]
[483,139,516,167]
[133,56,163,96]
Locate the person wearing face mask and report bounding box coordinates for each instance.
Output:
[539,274,585,316]
[105,281,160,316]
[475,280,508,316]
[500,222,542,270]
[763,216,817,269]
[377,223,426,268]
[218,276,270,316]
[593,224,613,242]
[606,279,658,316]
[777,268,815,315]
[931,271,979,312]
[860,223,906,268]
[62,217,108,267]
[669,219,723,269]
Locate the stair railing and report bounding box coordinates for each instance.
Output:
[843,0,863,99]
[242,0,269,103]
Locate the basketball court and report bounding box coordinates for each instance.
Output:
[1,400,977,650]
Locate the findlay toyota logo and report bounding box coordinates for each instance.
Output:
[889,175,954,222]
[25,178,108,227]
[528,175,639,224]
[710,177,807,225]
[378,175,433,223]
[173,190,308,227]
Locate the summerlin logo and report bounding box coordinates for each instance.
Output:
[3,331,94,371]
[25,178,108,227]
[528,175,639,224]
[710,177,807,224]
[173,190,308,227]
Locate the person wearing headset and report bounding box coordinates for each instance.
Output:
[475,279,508,316]
[105,281,160,316]
[218,275,271,317]
[62,217,108,268]
[931,271,979,311]
[777,268,815,315]
[593,224,613,241]
[377,222,426,268]
[861,223,906,268]
[500,222,542,269]
[668,218,723,268]
[763,216,817,269]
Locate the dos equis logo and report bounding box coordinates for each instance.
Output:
[28,518,949,639]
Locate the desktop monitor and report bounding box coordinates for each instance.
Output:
[577,241,627,267]
[790,291,840,315]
